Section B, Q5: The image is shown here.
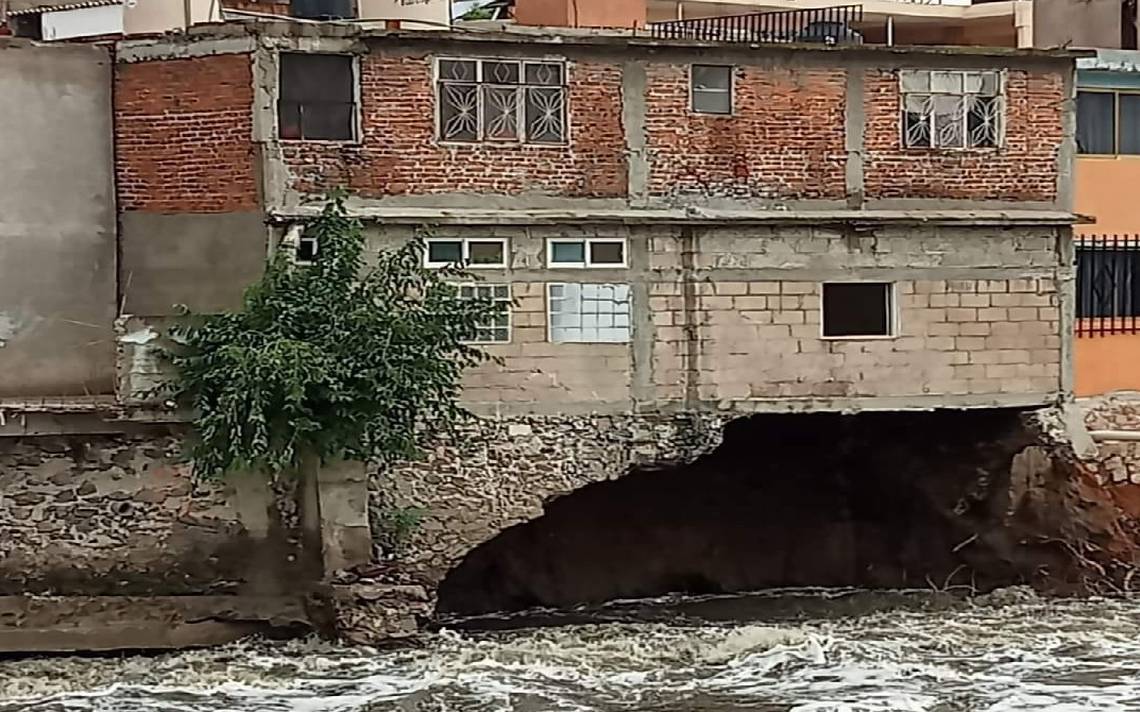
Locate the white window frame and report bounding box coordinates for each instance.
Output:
[689,64,734,116]
[545,238,628,269]
[424,237,508,269]
[819,282,898,340]
[898,69,1005,151]
[546,282,632,344]
[434,56,569,145]
[457,282,512,344]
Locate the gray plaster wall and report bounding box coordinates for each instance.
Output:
[119,212,268,315]
[1034,0,1127,49]
[0,41,116,396]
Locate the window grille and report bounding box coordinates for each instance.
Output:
[437,58,566,144]
[1077,235,1140,337]
[900,70,1003,149]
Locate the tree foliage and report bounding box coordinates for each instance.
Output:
[165,195,499,478]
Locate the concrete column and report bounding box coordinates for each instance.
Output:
[315,459,373,574]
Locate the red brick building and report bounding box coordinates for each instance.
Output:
[109,22,1081,415]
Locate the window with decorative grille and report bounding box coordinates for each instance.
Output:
[899,70,1003,149]
[436,58,567,144]
[1077,236,1140,337]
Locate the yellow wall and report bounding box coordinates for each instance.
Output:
[1073,157,1140,396]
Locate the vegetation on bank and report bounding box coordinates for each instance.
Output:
[162,193,500,478]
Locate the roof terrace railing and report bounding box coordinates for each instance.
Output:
[648,5,866,44]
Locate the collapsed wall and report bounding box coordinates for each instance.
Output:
[393,408,1140,621]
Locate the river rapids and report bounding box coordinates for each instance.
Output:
[4,588,1140,711]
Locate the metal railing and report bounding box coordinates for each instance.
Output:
[648,5,865,44]
[1076,235,1140,337]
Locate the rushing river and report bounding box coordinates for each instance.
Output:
[5,588,1140,712]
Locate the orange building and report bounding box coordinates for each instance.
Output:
[1073,50,1140,396]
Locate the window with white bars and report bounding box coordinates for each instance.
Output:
[458,283,512,343]
[436,58,567,144]
[900,70,1003,149]
[548,283,631,343]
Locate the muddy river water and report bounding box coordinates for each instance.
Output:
[4,588,1140,711]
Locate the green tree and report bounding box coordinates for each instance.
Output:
[165,194,499,478]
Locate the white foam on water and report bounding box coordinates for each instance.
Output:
[7,593,1140,711]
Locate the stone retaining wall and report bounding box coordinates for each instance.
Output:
[1080,394,1140,486]
[0,427,300,596]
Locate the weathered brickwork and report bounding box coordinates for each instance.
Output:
[645,65,847,201]
[863,70,1064,202]
[115,54,258,212]
[280,53,626,199]
[0,431,290,596]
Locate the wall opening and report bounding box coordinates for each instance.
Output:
[436,408,1072,617]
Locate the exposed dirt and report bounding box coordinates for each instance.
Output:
[437,408,1140,616]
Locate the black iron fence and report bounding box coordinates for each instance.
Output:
[1076,235,1140,337]
[648,5,865,44]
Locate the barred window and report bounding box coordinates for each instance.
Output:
[437,58,566,144]
[1077,237,1140,336]
[900,70,1003,149]
[458,283,512,343]
[548,283,631,343]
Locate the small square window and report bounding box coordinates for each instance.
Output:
[821,283,894,338]
[468,240,506,265]
[428,240,463,264]
[547,238,626,268]
[691,65,732,115]
[278,53,356,141]
[296,231,318,264]
[457,283,512,343]
[551,241,586,264]
[589,241,625,265]
[425,238,507,268]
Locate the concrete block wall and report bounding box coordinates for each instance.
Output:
[361,222,1067,414]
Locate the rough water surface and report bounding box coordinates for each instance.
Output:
[5,589,1140,712]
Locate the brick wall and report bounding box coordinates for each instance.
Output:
[115,54,258,213]
[645,65,847,201]
[863,69,1064,202]
[280,52,626,199]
